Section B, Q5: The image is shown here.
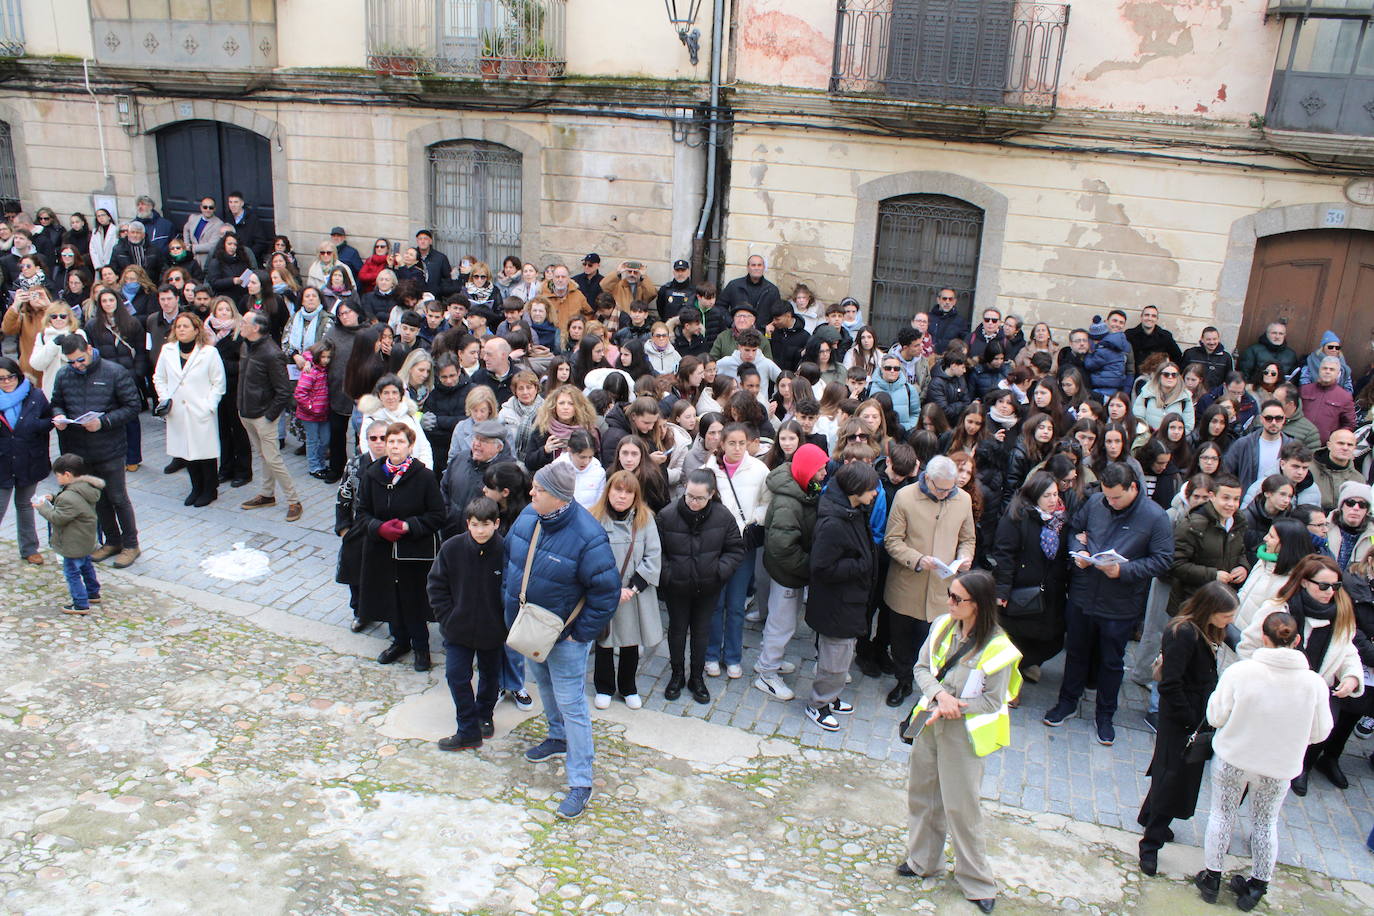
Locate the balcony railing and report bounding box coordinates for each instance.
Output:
[91,1,277,70]
[0,0,24,57]
[366,0,567,80]
[831,1,1068,108]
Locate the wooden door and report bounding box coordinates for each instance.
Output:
[1241,229,1374,376]
[156,120,274,247]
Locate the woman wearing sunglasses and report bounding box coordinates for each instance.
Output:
[1237,553,1363,795]
[1132,361,1194,434]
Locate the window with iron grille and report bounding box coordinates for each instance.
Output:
[428,141,522,269]
[870,194,983,345]
[1266,1,1374,134]
[0,121,18,207]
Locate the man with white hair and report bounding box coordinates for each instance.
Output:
[109,219,166,278]
[881,453,976,708]
[1299,355,1356,445]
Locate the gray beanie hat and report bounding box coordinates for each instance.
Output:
[534,461,577,503]
[1337,480,1373,507]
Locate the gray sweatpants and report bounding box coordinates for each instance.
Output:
[810,635,855,706]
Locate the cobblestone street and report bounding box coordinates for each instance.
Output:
[2,417,1374,916]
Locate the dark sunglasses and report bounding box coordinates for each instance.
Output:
[1261,414,1284,422]
[200,204,215,210]
[847,433,871,441]
[1304,578,1341,593]
[1343,499,1370,510]
[983,316,999,323]
[1326,344,1342,350]
[882,364,901,372]
[1159,370,1178,378]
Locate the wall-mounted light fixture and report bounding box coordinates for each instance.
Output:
[664,0,704,65]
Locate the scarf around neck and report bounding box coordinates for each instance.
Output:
[0,377,30,427]
[1037,506,1066,558]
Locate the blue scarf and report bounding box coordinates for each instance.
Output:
[0,378,31,428]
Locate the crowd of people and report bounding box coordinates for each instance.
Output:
[2,194,1373,908]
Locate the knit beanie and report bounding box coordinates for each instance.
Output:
[1337,480,1372,507]
[534,461,577,503]
[1088,315,1110,339]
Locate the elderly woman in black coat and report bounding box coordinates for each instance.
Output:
[989,471,1069,684]
[336,418,390,632]
[1137,580,1238,876]
[357,421,446,671]
[0,356,53,563]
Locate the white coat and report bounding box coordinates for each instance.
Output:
[153,342,226,461]
[1208,647,1333,780]
[1237,597,1364,696]
[1234,558,1286,629]
[29,326,87,397]
[88,223,118,270]
[706,452,769,531]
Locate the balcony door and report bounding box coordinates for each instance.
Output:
[155,120,275,249]
[886,0,1013,103]
[1241,229,1374,377]
[870,194,983,345]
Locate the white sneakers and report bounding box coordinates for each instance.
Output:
[704,661,721,677]
[593,693,612,709]
[624,694,642,709]
[726,664,743,679]
[754,674,795,701]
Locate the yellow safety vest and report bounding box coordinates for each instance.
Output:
[907,614,1023,757]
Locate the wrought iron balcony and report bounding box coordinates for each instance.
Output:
[366,0,567,80]
[91,1,277,70]
[0,0,24,58]
[1265,6,1374,136]
[831,1,1069,109]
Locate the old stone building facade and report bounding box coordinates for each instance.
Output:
[1,0,1370,370]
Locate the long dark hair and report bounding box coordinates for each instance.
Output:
[1017,411,1055,462]
[482,462,531,533]
[1169,579,1237,646]
[344,324,391,400]
[572,335,610,387]
[951,569,999,652]
[765,419,805,469]
[1267,516,1312,576]
[1010,470,1058,521]
[946,402,988,454]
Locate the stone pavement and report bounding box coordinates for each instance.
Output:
[6,415,1374,888]
[1,562,1371,914]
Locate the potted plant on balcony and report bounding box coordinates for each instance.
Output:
[480,29,511,79]
[371,44,426,76]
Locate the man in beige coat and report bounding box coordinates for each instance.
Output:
[883,455,976,707]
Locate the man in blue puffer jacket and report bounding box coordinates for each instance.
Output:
[504,460,621,820]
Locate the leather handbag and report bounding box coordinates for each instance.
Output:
[1003,584,1044,618]
[723,469,764,550]
[506,522,585,662]
[1184,720,1214,764]
[392,531,440,562]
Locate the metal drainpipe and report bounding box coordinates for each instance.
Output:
[692,0,726,273]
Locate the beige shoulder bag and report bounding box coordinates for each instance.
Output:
[505,521,586,662]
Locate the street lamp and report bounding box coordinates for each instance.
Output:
[664,0,704,65]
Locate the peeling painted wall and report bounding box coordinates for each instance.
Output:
[1057,0,1276,119]
[722,126,1348,344]
[731,0,835,90]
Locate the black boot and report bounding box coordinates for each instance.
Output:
[1231,875,1267,912]
[195,462,218,507]
[183,465,200,506]
[1194,869,1220,904]
[886,679,913,708]
[377,643,409,665]
[687,676,710,704]
[664,673,684,701]
[1314,754,1349,789]
[413,649,432,672]
[1290,769,1309,796]
[856,653,883,679]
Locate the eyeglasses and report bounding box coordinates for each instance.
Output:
[847,433,871,441]
[652,332,669,339]
[946,591,972,605]
[1309,520,1331,530]
[375,243,388,249]
[1159,370,1178,378]
[0,373,16,382]
[366,434,387,442]
[938,295,956,301]
[684,493,711,505]
[983,317,999,323]
[1263,369,1278,376]
[1305,578,1341,593]
[882,365,901,372]
[49,314,68,321]
[471,274,488,280]
[200,204,215,211]
[1343,499,1370,510]
[1261,414,1284,422]
[38,215,51,221]
[1326,344,1342,350]
[318,250,331,255]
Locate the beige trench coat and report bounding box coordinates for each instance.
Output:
[883,484,976,621]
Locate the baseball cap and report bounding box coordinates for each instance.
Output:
[583,253,600,264]
[330,226,346,236]
[673,259,689,271]
[416,228,434,239]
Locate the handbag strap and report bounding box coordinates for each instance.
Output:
[518,519,589,629]
[721,465,749,528]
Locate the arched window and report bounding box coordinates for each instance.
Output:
[0,120,17,210]
[870,193,984,344]
[428,140,522,268]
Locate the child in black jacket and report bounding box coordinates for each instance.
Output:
[427,496,507,751]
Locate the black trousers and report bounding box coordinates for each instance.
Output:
[217,391,252,481]
[857,552,893,666]
[1312,692,1374,764]
[888,613,931,685]
[328,410,352,477]
[594,645,641,697]
[87,458,139,549]
[666,591,719,679]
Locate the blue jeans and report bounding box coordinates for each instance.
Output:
[443,639,501,739]
[62,556,100,609]
[708,546,756,667]
[528,637,594,789]
[303,420,331,472]
[499,646,526,693]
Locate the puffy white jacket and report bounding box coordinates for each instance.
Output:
[1209,646,1333,779]
[706,453,768,532]
[1237,598,1363,695]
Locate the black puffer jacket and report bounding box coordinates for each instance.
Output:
[236,335,292,421]
[600,404,633,466]
[422,376,469,474]
[428,531,507,650]
[49,351,142,465]
[926,364,972,423]
[804,485,878,639]
[657,497,745,596]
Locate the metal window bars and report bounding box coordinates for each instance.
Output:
[0,0,24,58]
[367,0,567,79]
[831,0,1068,108]
[429,142,524,270]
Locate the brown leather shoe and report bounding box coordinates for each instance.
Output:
[240,495,277,510]
[285,502,303,522]
[91,544,120,562]
[24,553,44,565]
[112,547,141,568]
[125,464,140,472]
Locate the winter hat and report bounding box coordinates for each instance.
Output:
[1088,315,1110,339]
[472,420,507,441]
[1337,480,1372,507]
[534,461,577,503]
[791,443,829,489]
[1321,330,1342,348]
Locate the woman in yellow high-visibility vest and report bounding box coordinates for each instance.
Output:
[899,570,1022,914]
